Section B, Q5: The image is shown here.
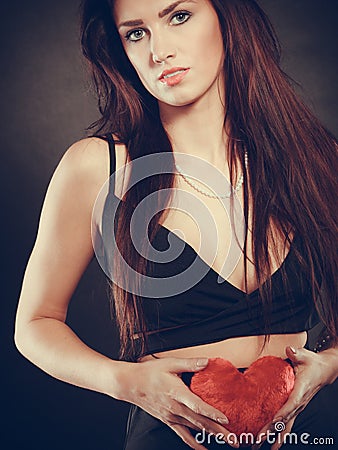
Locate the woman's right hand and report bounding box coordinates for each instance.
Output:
[116,357,239,450]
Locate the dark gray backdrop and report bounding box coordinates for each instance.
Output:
[1,1,337,449]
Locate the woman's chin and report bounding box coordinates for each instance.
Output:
[157,94,205,109]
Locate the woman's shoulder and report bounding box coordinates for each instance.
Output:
[59,135,128,187]
[61,136,108,179]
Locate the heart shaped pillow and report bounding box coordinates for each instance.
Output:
[190,356,295,441]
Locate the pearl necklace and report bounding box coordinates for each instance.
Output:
[175,152,248,199]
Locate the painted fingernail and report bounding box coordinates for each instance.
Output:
[272,416,284,423]
[196,358,209,367]
[253,432,266,449]
[224,435,239,448]
[217,416,229,425]
[289,346,297,354]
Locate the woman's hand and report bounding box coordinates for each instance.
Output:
[117,357,238,450]
[252,345,338,450]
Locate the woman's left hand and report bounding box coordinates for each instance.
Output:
[252,345,338,450]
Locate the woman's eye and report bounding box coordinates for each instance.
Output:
[124,11,191,42]
[125,29,145,42]
[170,11,191,25]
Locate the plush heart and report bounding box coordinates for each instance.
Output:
[190,356,295,442]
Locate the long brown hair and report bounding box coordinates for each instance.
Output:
[81,0,338,361]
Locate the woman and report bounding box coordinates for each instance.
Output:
[15,0,337,449]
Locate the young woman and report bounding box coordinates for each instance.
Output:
[15,0,337,449]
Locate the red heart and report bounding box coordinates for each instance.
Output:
[190,356,295,442]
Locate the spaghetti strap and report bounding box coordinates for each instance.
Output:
[92,133,119,177]
[92,133,120,196]
[106,134,117,177]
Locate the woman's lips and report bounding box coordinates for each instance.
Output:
[159,68,190,87]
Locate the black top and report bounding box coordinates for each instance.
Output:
[96,135,320,357]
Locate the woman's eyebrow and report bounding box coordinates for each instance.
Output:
[117,0,197,29]
[159,0,197,19]
[118,18,144,29]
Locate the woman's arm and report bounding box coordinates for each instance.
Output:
[14,137,128,397]
[14,138,234,450]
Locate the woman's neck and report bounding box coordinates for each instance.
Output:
[159,89,228,167]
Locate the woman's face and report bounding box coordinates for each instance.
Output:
[113,0,225,108]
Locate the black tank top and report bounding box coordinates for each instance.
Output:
[97,135,320,357]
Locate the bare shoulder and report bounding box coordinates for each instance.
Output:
[60,137,108,188]
[41,135,130,242]
[60,135,129,186]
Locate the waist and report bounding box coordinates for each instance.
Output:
[135,292,319,358]
[138,332,307,367]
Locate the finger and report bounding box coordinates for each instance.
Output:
[271,384,318,424]
[267,377,311,425]
[252,423,273,450]
[170,386,229,425]
[170,423,207,450]
[253,418,288,450]
[174,403,236,445]
[271,417,296,450]
[252,431,268,450]
[253,417,287,450]
[280,391,318,423]
[253,397,307,449]
[165,357,210,373]
[252,363,319,450]
[170,420,239,450]
[168,416,201,432]
[285,346,312,366]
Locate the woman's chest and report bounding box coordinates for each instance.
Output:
[159,184,292,295]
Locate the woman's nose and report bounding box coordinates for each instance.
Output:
[150,33,176,64]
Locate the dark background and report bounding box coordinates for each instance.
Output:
[1,1,337,449]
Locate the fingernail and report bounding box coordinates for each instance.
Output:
[217,416,229,425]
[253,433,266,449]
[289,346,297,354]
[272,416,284,423]
[226,437,239,448]
[196,358,209,367]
